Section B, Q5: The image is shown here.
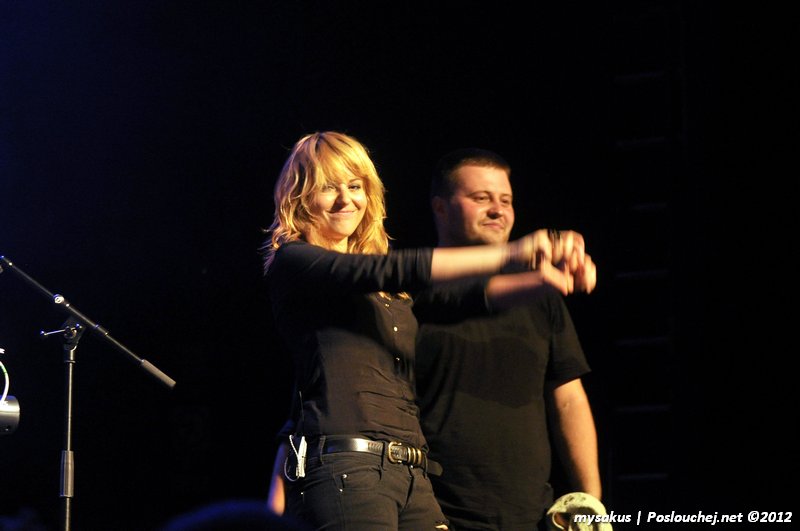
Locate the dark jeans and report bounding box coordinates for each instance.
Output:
[286,450,448,530]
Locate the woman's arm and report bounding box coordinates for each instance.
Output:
[271,230,593,295]
[429,230,548,281]
[433,230,595,294]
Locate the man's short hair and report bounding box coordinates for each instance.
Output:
[431,148,511,200]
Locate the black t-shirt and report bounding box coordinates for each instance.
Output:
[414,290,590,530]
[267,241,434,447]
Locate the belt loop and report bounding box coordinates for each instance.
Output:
[379,440,389,470]
[316,435,327,464]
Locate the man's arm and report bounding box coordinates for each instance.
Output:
[546,378,602,499]
[485,265,569,312]
[484,248,596,312]
[267,442,289,515]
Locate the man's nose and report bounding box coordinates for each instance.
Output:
[487,199,505,217]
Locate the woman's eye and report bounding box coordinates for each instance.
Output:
[349,184,362,191]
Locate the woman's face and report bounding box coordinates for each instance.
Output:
[306,177,367,251]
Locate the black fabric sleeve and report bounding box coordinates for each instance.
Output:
[542,293,591,383]
[270,241,433,295]
[275,382,300,440]
[276,418,296,440]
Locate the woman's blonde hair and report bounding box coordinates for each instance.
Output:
[262,131,390,272]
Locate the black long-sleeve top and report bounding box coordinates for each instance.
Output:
[266,241,437,448]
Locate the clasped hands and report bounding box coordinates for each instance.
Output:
[511,229,597,295]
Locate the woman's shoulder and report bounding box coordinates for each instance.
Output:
[272,240,317,262]
[267,240,312,277]
[276,239,309,252]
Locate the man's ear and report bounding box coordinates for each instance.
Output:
[431,195,447,221]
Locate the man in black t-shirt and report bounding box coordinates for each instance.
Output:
[414,149,602,531]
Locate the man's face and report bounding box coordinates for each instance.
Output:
[435,164,514,246]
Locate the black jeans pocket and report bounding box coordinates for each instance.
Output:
[330,453,383,491]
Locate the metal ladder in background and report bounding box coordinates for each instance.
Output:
[605,0,688,512]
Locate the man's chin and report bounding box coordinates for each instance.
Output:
[470,232,510,246]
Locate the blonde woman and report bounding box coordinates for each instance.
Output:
[263,131,594,530]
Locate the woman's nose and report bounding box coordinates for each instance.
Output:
[335,184,352,203]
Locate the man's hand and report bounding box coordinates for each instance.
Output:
[525,229,596,294]
[573,254,597,293]
[547,229,585,268]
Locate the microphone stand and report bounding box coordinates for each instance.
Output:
[1,255,176,531]
[40,317,84,530]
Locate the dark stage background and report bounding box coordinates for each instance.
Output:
[1,3,793,530]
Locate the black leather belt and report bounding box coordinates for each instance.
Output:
[319,437,442,475]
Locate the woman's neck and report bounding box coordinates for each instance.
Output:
[304,232,349,253]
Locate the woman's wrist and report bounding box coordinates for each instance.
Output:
[505,230,552,271]
[505,236,535,271]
